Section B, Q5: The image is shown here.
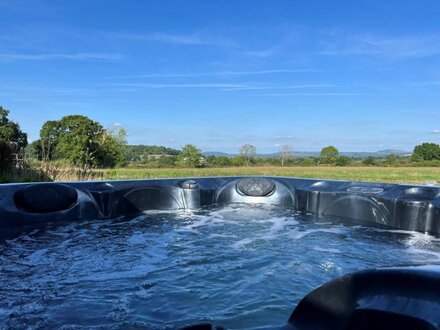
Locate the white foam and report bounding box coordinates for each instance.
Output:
[267,217,298,234]
[404,245,440,261]
[370,227,440,242]
[313,246,342,254]
[288,226,349,240]
[208,233,237,239]
[405,232,438,247]
[231,238,255,249]
[82,263,158,282]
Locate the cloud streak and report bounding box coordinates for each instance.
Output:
[261,92,363,96]
[101,30,282,58]
[103,31,237,48]
[0,52,124,61]
[110,82,335,92]
[110,83,247,89]
[110,69,316,79]
[320,33,440,58]
[222,83,334,91]
[239,47,279,58]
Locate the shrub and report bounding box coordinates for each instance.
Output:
[336,156,352,166]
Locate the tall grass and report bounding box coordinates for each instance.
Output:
[0,160,103,183]
[99,166,440,185]
[2,164,439,185]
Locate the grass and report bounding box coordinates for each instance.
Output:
[100,166,440,185]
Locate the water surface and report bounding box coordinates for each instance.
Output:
[1,204,439,329]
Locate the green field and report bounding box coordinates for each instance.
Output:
[102,166,440,185]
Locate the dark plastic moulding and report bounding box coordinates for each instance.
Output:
[1,176,438,234]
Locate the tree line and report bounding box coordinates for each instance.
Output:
[2,107,440,181]
[129,142,440,168]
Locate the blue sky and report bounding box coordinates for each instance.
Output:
[1,0,440,153]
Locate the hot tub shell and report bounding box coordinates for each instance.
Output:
[0,176,439,234]
[0,176,439,329]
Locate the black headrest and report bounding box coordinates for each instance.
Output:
[14,183,78,213]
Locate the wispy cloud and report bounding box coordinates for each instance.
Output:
[274,135,294,139]
[101,30,282,57]
[221,83,333,91]
[110,69,317,79]
[0,52,124,61]
[320,33,440,58]
[102,31,237,48]
[110,83,247,89]
[220,69,316,75]
[261,92,363,96]
[110,82,334,92]
[430,129,440,134]
[147,32,235,47]
[239,47,279,58]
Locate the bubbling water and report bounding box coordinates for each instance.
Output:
[0,204,439,329]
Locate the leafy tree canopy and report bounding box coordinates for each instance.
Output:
[336,156,352,167]
[320,145,339,164]
[0,106,28,172]
[177,144,203,167]
[362,156,376,166]
[0,106,27,148]
[36,115,126,168]
[412,143,440,161]
[125,145,179,162]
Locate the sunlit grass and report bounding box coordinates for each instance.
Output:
[99,166,440,185]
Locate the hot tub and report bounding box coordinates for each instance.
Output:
[0,177,439,329]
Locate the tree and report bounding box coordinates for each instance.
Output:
[298,156,316,166]
[177,144,203,167]
[384,154,400,166]
[411,143,440,162]
[36,115,126,168]
[39,120,59,161]
[231,156,245,166]
[0,106,28,172]
[209,156,232,167]
[320,145,339,164]
[336,156,352,166]
[124,145,179,163]
[279,145,293,166]
[100,126,128,167]
[240,144,256,166]
[362,156,376,166]
[156,155,177,167]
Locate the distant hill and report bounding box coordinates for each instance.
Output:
[202,149,410,158]
[124,146,410,160]
[202,151,233,157]
[375,149,410,156]
[125,145,179,162]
